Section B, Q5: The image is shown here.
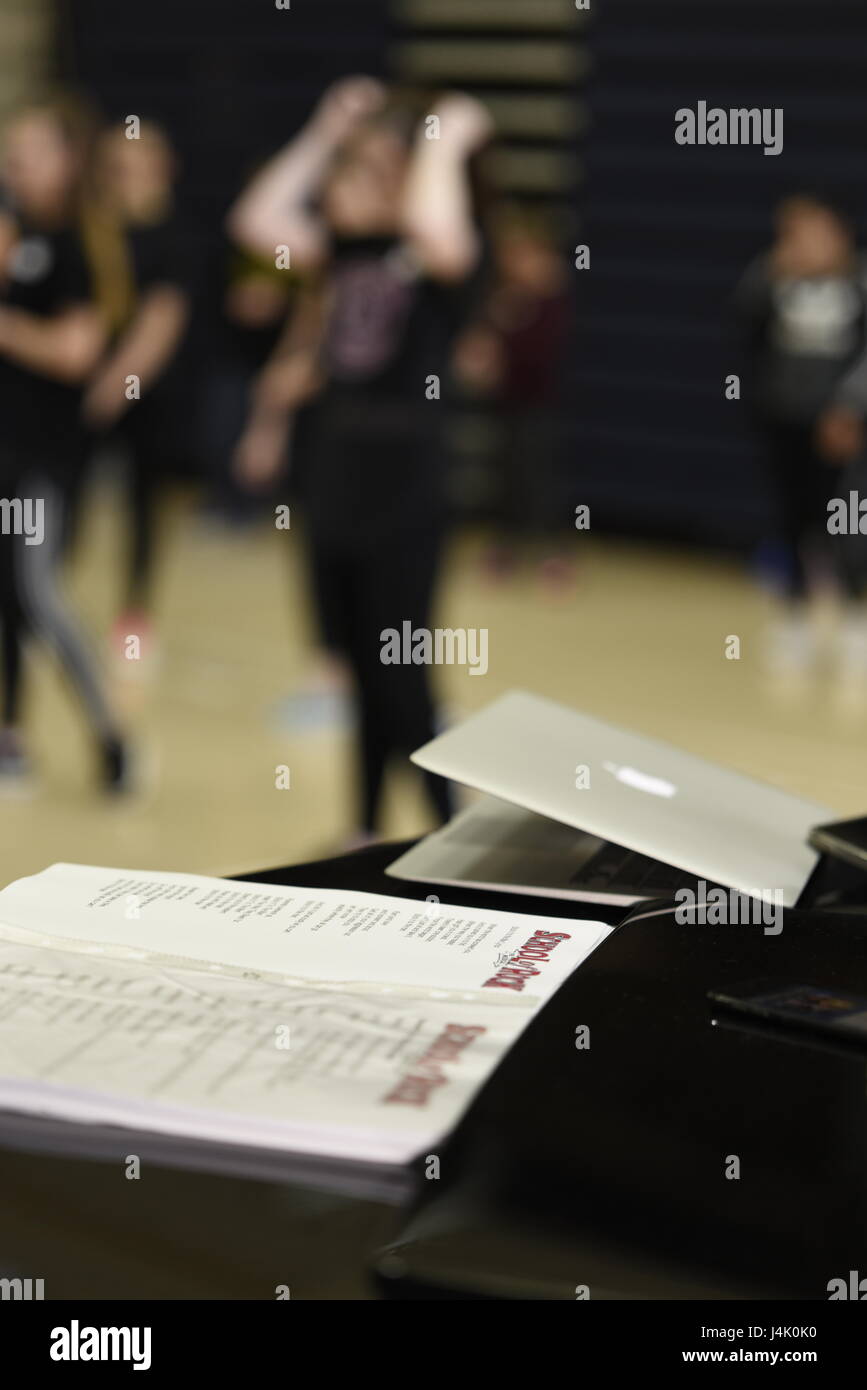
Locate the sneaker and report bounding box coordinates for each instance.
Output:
[112,612,158,677]
[481,544,519,582]
[762,612,816,676]
[342,830,381,854]
[832,613,867,713]
[839,613,867,678]
[537,553,576,598]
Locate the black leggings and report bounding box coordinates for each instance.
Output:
[762,420,864,601]
[0,528,22,725]
[67,402,167,610]
[308,527,452,832]
[117,399,166,612]
[496,407,564,540]
[0,476,117,736]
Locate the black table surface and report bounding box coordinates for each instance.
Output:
[2,843,866,1300]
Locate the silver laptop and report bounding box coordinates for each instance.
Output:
[387,691,832,908]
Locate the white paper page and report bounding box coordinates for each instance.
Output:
[0,935,603,1166]
[0,863,610,1003]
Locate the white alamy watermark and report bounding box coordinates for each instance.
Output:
[380,622,488,676]
[675,101,783,156]
[828,491,867,534]
[0,1276,44,1299]
[0,497,43,545]
[50,1321,151,1370]
[828,1270,867,1299]
[675,880,783,935]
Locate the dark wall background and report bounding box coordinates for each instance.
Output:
[571,0,867,548]
[57,0,867,546]
[56,0,390,470]
[58,0,390,225]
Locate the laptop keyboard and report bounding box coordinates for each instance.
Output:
[451,807,701,898]
[573,843,695,894]
[454,815,601,855]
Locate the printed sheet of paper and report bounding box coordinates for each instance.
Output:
[0,863,608,1000]
[0,864,611,1165]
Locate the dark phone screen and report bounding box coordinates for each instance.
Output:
[809,818,867,872]
[711,982,867,1039]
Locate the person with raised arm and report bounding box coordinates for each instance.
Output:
[228,78,493,842]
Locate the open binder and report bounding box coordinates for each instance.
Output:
[0,858,611,1191]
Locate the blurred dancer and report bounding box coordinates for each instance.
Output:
[0,97,128,787]
[229,78,491,837]
[736,193,867,675]
[453,205,572,589]
[199,238,296,529]
[84,120,192,660]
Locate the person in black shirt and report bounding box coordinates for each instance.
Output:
[229,79,491,838]
[83,121,192,660]
[736,193,867,678]
[453,205,573,587]
[198,239,297,528]
[0,97,128,788]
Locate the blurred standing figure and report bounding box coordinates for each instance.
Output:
[453,206,572,590]
[736,194,867,677]
[84,121,192,664]
[0,97,129,789]
[199,239,296,529]
[229,78,491,839]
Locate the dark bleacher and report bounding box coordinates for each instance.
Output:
[56,0,390,472]
[58,0,867,544]
[58,0,390,225]
[571,0,867,546]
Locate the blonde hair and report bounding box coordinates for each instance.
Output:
[6,92,137,332]
[78,198,137,334]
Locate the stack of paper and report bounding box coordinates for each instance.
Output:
[0,864,610,1170]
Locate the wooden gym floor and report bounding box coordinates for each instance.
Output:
[2,481,866,889]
